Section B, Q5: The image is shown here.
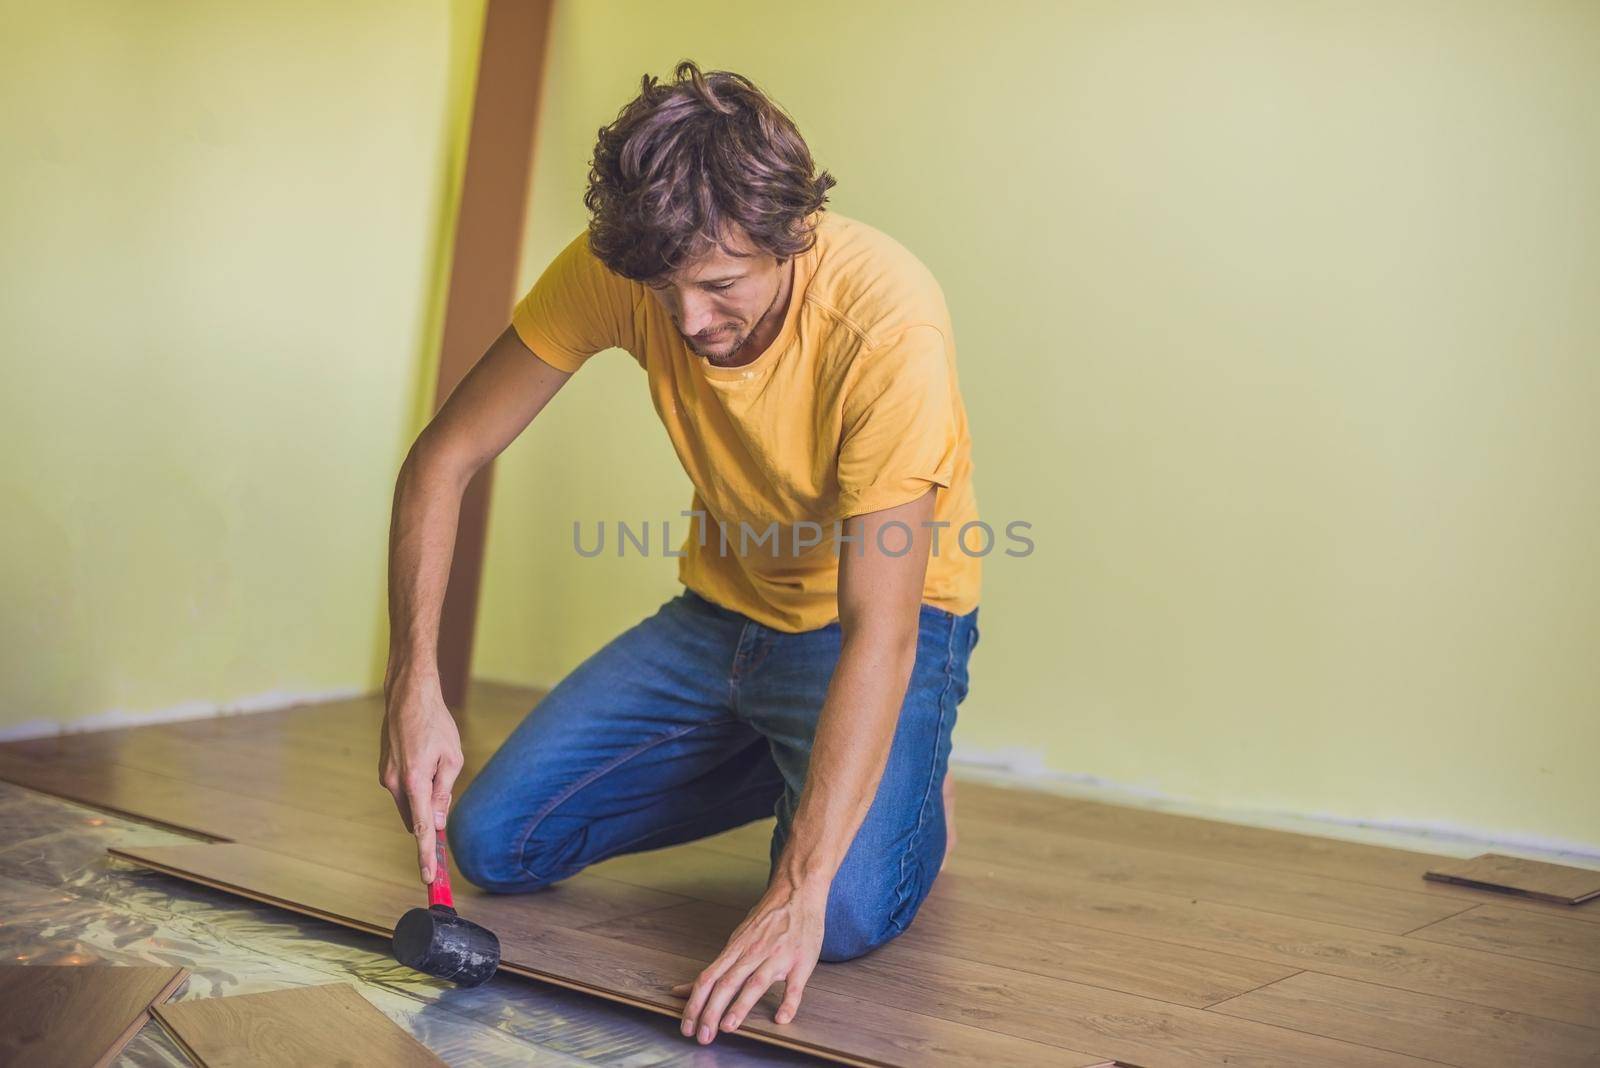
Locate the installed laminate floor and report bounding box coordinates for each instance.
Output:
[1,680,1596,1066]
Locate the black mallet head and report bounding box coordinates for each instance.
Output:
[393,840,502,987]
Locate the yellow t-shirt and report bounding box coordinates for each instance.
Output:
[510,210,980,632]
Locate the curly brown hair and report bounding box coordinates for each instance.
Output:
[583,60,837,282]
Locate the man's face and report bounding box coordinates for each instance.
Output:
[644,227,786,366]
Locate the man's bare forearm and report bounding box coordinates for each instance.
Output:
[385,437,471,684]
[772,621,919,892]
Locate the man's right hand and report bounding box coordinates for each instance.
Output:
[379,668,464,885]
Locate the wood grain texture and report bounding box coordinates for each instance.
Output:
[588,843,1304,1008]
[7,682,1599,1066]
[700,812,1473,935]
[916,855,1600,1026]
[0,964,188,1068]
[698,819,1600,1026]
[579,899,1440,1068]
[0,727,400,828]
[1404,903,1600,972]
[152,983,444,1068]
[111,840,692,941]
[1424,853,1600,905]
[113,843,1113,1068]
[1209,970,1600,1068]
[951,782,1600,923]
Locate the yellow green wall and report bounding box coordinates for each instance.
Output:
[479,1,1600,851]
[2,2,1594,854]
[0,1,486,731]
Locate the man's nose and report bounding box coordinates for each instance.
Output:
[678,295,718,336]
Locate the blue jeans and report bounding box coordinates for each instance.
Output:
[449,587,980,962]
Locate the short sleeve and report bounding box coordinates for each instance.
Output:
[510,229,637,373]
[835,324,958,519]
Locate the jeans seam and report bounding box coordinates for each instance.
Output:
[729,622,754,714]
[890,613,959,934]
[513,719,732,881]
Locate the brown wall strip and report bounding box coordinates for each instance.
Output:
[432,0,554,709]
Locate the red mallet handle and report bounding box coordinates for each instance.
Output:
[428,839,455,910]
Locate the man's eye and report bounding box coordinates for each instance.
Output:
[712,281,735,291]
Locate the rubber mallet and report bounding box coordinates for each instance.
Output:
[392,839,502,987]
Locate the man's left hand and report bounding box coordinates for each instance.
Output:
[670,878,826,1043]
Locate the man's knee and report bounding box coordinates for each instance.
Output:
[818,883,918,962]
[447,793,557,894]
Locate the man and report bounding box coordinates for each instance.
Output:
[379,60,980,1046]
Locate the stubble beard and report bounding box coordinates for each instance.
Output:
[688,265,787,367]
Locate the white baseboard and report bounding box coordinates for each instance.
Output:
[0,686,369,743]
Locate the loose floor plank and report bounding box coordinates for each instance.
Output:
[1405,904,1600,972]
[0,747,758,937]
[1209,970,1600,1067]
[589,844,1304,1008]
[0,964,189,1068]
[1424,853,1600,905]
[122,836,694,939]
[153,983,445,1067]
[581,898,1441,1068]
[111,842,1113,1067]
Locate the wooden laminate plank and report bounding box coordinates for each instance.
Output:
[0,752,239,840]
[589,845,1304,1008]
[587,841,775,907]
[0,685,513,778]
[695,819,1600,1025]
[515,922,1119,1068]
[0,750,700,936]
[109,842,1112,1067]
[121,836,692,938]
[0,745,432,877]
[950,821,1471,934]
[698,813,1469,936]
[0,964,189,1068]
[1424,853,1600,905]
[949,782,1600,924]
[0,714,500,834]
[1405,904,1600,972]
[1209,969,1600,1067]
[580,898,1439,1068]
[153,983,445,1068]
[4,729,401,827]
[0,747,412,848]
[247,816,701,934]
[9,695,1595,1064]
[23,687,1585,922]
[904,855,1600,1027]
